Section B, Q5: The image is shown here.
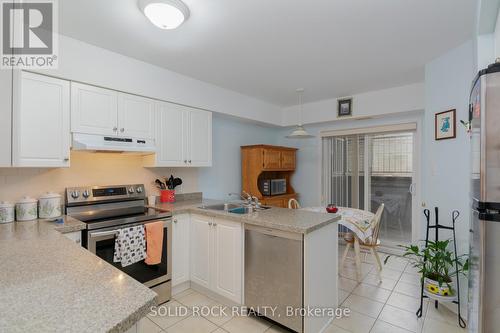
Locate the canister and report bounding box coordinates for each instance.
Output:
[16,197,38,221]
[0,201,15,223]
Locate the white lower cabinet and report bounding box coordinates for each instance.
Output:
[172,214,190,286]
[63,231,81,245]
[212,217,243,303]
[189,215,212,289]
[189,214,243,303]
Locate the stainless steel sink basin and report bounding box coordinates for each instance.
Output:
[199,203,271,214]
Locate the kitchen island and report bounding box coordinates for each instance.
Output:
[151,198,340,333]
[0,217,157,333]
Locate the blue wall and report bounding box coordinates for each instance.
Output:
[198,114,279,200]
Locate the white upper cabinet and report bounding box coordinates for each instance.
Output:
[145,103,212,167]
[144,102,186,167]
[187,109,212,167]
[0,67,12,166]
[71,83,118,136]
[71,83,154,139]
[13,71,70,167]
[117,93,154,139]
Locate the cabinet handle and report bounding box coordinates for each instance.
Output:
[208,222,213,226]
[213,222,217,227]
[184,160,187,164]
[120,128,125,133]
[173,219,178,223]
[63,157,69,162]
[113,127,118,132]
[188,160,192,163]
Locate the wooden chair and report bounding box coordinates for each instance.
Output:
[341,203,385,281]
[288,198,301,209]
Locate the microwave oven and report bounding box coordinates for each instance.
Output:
[260,179,287,196]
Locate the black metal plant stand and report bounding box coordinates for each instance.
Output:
[415,207,466,328]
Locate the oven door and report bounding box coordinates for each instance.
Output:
[87,219,172,287]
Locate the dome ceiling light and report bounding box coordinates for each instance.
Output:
[138,0,190,30]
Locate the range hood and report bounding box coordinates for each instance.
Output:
[72,133,156,154]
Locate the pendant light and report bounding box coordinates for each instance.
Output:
[286,88,314,139]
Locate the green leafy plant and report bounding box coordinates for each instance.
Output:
[385,239,469,293]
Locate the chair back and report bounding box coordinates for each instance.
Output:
[288,198,301,209]
[366,203,384,246]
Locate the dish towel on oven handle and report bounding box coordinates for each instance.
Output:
[113,225,147,267]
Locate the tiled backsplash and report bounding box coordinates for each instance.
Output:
[0,151,199,202]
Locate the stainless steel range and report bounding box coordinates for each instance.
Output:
[66,184,172,304]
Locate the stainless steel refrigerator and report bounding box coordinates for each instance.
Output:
[469,62,500,333]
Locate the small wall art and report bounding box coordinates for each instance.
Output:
[435,109,456,140]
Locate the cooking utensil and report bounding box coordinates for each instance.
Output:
[168,175,175,190]
[173,178,182,189]
[155,179,166,190]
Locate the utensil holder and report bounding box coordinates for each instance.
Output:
[160,190,175,203]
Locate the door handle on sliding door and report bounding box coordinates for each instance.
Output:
[409,183,416,195]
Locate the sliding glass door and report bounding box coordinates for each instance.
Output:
[322,130,415,248]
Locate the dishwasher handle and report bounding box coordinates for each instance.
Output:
[244,224,302,241]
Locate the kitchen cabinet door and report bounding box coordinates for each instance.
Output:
[0,67,12,166]
[71,82,118,136]
[213,218,243,303]
[117,93,155,139]
[172,214,190,286]
[154,102,186,167]
[187,109,212,167]
[281,150,296,170]
[262,197,286,208]
[190,215,212,289]
[263,149,281,169]
[13,72,70,167]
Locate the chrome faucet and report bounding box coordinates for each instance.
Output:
[228,192,253,205]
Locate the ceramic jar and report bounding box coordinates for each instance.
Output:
[38,192,62,219]
[16,197,38,221]
[0,201,15,223]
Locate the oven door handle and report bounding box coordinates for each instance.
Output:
[90,230,119,238]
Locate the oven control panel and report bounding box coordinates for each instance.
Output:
[66,184,146,205]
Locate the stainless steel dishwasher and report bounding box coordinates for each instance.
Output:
[244,224,303,333]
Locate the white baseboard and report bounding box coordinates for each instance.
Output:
[172,281,191,296]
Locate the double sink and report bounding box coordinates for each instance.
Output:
[199,203,271,215]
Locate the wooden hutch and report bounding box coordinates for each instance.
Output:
[241,145,298,208]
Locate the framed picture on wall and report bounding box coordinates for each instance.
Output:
[435,109,456,140]
[337,98,352,117]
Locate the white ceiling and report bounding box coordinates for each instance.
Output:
[59,0,476,106]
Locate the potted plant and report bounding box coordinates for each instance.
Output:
[385,239,468,300]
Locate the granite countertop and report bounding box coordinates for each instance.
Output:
[0,217,157,333]
[150,199,339,234]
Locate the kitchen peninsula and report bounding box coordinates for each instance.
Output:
[150,197,340,333]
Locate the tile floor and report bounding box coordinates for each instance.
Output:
[137,246,468,333]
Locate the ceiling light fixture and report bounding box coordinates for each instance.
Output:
[138,0,190,30]
[286,88,314,139]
